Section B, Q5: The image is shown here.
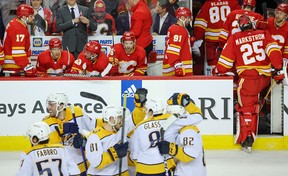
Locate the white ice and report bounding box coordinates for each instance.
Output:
[1,150,288,176]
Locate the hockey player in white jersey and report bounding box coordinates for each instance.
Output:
[130,93,203,176]
[158,94,207,176]
[16,121,80,176]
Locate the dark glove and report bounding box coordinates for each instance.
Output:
[134,88,148,107]
[59,123,79,135]
[157,141,178,156]
[107,142,129,161]
[73,133,86,149]
[24,65,38,77]
[273,69,285,84]
[174,62,185,76]
[80,172,86,176]
[167,93,191,107]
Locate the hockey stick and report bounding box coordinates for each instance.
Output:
[260,79,276,112]
[2,70,92,78]
[70,104,88,172]
[118,93,127,176]
[160,114,179,176]
[262,2,267,21]
[80,91,108,106]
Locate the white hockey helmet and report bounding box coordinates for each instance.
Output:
[166,105,186,115]
[144,99,164,117]
[26,122,50,145]
[102,106,131,126]
[46,92,69,117]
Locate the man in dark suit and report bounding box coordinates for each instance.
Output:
[116,2,131,35]
[56,0,97,59]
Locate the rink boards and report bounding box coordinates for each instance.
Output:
[0,76,287,150]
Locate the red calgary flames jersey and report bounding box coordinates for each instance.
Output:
[163,24,193,76]
[0,42,4,66]
[3,18,31,71]
[217,30,282,76]
[71,51,110,74]
[36,50,75,73]
[194,0,240,42]
[108,43,147,76]
[219,9,264,48]
[266,17,288,59]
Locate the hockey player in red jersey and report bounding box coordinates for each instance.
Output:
[214,15,285,152]
[219,0,266,49]
[108,31,147,76]
[36,38,75,74]
[91,0,116,36]
[0,42,4,73]
[162,7,193,77]
[2,4,37,76]
[194,0,240,75]
[70,41,112,77]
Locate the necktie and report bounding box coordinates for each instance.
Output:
[71,7,75,19]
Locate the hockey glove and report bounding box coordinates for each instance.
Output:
[107,142,129,161]
[24,65,38,77]
[167,93,191,107]
[174,62,185,76]
[134,88,148,108]
[212,67,219,76]
[73,133,86,149]
[58,122,79,135]
[273,69,285,84]
[157,141,178,156]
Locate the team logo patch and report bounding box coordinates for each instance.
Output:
[33,38,43,47]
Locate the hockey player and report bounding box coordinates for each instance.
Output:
[36,38,75,74]
[108,31,147,76]
[0,42,3,73]
[91,0,116,36]
[193,0,241,75]
[42,91,99,174]
[2,4,37,76]
[70,40,112,77]
[218,0,266,49]
[214,15,285,152]
[158,101,207,176]
[130,93,203,176]
[16,121,80,176]
[162,7,193,77]
[30,0,53,36]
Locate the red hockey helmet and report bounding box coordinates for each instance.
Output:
[238,14,253,31]
[94,0,106,12]
[49,38,62,49]
[276,3,288,15]
[17,4,34,18]
[242,0,256,7]
[122,31,136,41]
[84,41,101,55]
[175,7,192,19]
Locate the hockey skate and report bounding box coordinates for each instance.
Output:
[241,136,254,153]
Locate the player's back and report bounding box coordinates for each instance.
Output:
[17,144,71,176]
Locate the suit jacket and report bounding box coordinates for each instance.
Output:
[56,4,97,53]
[116,12,130,35]
[153,13,177,35]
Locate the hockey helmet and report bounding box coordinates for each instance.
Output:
[26,121,50,145]
[49,38,62,49]
[276,3,288,15]
[46,92,69,117]
[102,106,131,126]
[17,4,34,18]
[242,0,256,7]
[166,105,186,115]
[238,14,253,31]
[84,41,101,55]
[144,99,164,117]
[175,7,192,19]
[122,31,136,41]
[94,0,106,12]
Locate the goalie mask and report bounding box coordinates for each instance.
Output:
[46,92,69,117]
[26,122,50,146]
[102,106,131,131]
[144,99,164,118]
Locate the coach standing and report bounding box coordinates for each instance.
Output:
[56,0,97,59]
